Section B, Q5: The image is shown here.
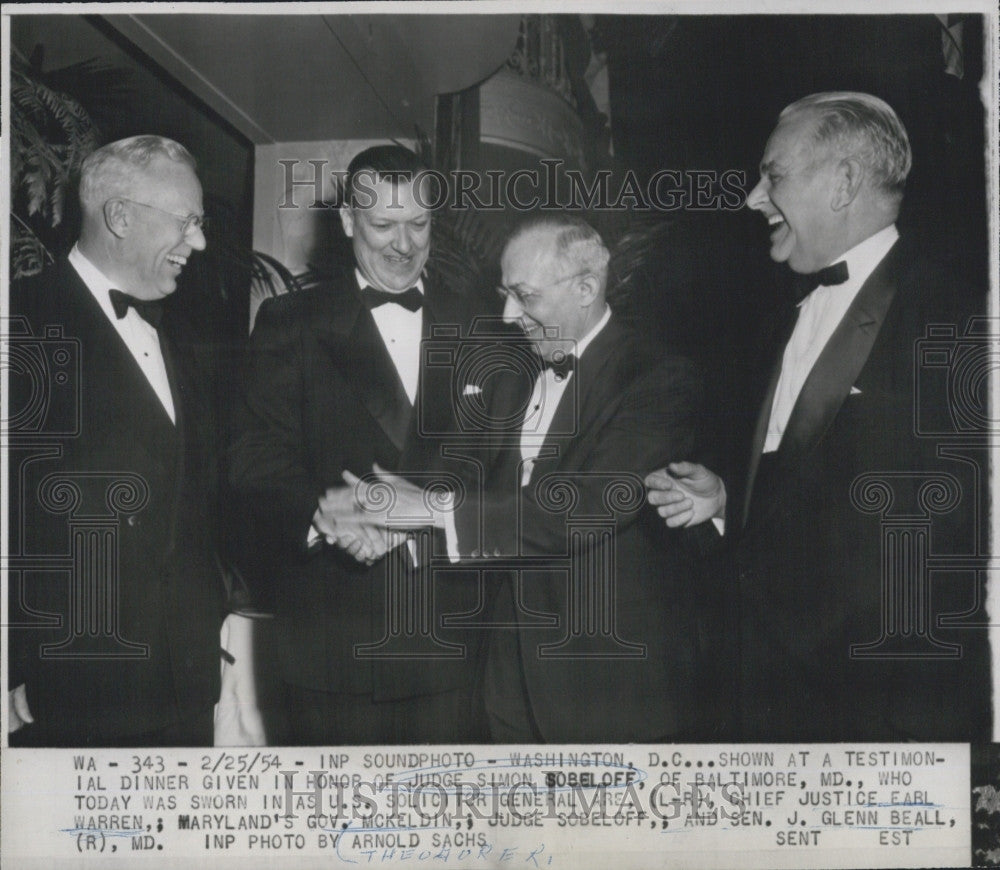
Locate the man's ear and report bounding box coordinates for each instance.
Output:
[831,157,864,211]
[104,199,129,238]
[339,205,355,238]
[576,272,600,307]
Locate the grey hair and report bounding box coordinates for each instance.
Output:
[79,135,197,213]
[781,91,912,202]
[508,213,610,280]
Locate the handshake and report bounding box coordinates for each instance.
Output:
[312,465,451,565]
[314,460,728,566]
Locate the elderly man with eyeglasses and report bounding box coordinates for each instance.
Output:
[8,135,261,747]
[350,213,716,743]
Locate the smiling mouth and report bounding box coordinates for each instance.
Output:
[166,254,188,268]
[767,213,789,240]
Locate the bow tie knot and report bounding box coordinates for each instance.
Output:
[792,260,849,301]
[109,289,164,328]
[543,351,576,381]
[361,286,423,312]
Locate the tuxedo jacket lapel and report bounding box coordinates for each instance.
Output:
[740,305,800,528]
[404,285,452,468]
[535,317,621,476]
[315,279,412,455]
[746,244,900,528]
[64,266,181,455]
[778,245,899,461]
[479,342,537,485]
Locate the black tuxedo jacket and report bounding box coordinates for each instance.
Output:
[451,315,712,742]
[229,268,487,702]
[8,260,225,745]
[727,237,991,741]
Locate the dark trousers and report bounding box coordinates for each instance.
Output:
[483,631,544,743]
[482,582,543,743]
[282,683,487,745]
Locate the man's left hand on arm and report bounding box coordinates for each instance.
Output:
[645,461,726,528]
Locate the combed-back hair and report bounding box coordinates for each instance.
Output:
[781,91,912,202]
[507,213,610,280]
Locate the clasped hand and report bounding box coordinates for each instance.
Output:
[314,465,445,565]
[312,483,389,566]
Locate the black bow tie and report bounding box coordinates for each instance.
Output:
[543,352,576,381]
[361,286,423,312]
[109,289,164,328]
[792,260,849,301]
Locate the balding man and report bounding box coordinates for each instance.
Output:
[8,136,259,746]
[647,92,991,741]
[354,214,711,743]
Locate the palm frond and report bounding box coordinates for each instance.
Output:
[11,214,55,279]
[10,56,106,278]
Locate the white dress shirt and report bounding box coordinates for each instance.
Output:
[69,244,176,423]
[358,269,424,404]
[520,304,612,486]
[764,224,898,453]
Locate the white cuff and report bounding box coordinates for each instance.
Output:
[441,494,460,564]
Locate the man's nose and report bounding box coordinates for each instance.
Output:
[746,177,769,211]
[188,224,207,251]
[392,225,413,253]
[502,294,522,323]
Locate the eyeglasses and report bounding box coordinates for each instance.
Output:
[496,269,590,304]
[117,198,208,236]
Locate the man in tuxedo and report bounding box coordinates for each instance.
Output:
[229,145,488,744]
[351,214,709,743]
[647,92,991,740]
[7,136,257,746]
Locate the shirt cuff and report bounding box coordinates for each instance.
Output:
[441,493,460,564]
[711,517,726,536]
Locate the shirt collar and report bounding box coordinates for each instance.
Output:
[68,243,125,324]
[826,224,898,291]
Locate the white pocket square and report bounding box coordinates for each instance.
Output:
[462,384,483,396]
[850,386,862,395]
